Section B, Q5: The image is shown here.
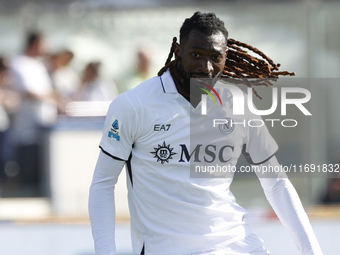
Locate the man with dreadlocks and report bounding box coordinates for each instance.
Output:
[89,12,322,255]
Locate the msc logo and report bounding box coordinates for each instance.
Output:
[150,142,234,164]
[178,144,234,163]
[150,141,177,164]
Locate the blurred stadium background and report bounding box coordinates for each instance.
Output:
[0,0,340,254]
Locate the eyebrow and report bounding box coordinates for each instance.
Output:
[188,46,226,53]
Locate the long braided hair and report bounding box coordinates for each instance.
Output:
[158,12,295,99]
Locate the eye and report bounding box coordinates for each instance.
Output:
[191,52,200,58]
[212,54,222,61]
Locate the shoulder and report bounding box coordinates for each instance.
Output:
[10,55,35,65]
[10,55,25,69]
[121,75,163,102]
[10,55,43,73]
[129,75,163,95]
[108,75,162,113]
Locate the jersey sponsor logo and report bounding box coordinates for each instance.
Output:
[150,143,234,164]
[218,117,234,135]
[179,144,234,163]
[108,118,121,141]
[150,141,177,164]
[154,124,171,131]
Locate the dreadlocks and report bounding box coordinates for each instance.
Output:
[223,38,295,99]
[158,12,295,99]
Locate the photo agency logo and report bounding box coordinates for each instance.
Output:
[197,79,312,128]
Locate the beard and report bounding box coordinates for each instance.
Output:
[176,59,222,97]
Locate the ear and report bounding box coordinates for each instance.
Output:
[225,48,229,58]
[174,43,181,60]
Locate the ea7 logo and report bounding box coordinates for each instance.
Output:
[154,124,171,131]
[201,85,312,116]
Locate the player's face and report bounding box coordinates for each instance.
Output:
[175,29,228,90]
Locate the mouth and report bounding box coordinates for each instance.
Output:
[190,72,213,79]
[191,75,212,79]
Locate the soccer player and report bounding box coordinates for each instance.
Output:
[89,12,323,255]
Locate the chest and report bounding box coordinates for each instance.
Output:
[133,97,248,166]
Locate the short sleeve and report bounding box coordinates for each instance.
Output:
[99,93,139,161]
[242,104,278,165]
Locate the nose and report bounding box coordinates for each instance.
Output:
[198,58,213,74]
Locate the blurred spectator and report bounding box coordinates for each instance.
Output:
[73,61,118,101]
[0,56,20,188]
[321,174,340,204]
[9,32,62,195]
[0,57,19,115]
[118,45,155,93]
[48,50,80,103]
[0,57,11,136]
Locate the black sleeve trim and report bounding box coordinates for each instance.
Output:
[99,146,125,161]
[126,151,133,187]
[242,144,278,165]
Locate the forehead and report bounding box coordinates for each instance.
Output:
[182,29,227,52]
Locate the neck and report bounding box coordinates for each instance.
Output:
[169,63,202,107]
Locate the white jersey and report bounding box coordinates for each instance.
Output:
[10,55,53,96]
[99,70,280,254]
[74,78,118,102]
[9,55,56,145]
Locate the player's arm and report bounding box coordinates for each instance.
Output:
[89,150,125,255]
[89,91,139,255]
[256,156,323,255]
